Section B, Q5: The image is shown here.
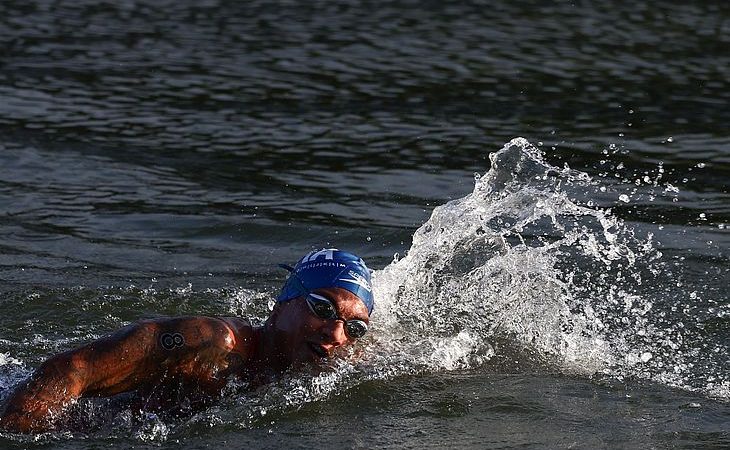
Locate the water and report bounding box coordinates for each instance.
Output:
[1,0,728,448]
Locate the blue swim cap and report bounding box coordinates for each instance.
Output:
[277,249,374,315]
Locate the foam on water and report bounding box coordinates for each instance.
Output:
[373,138,620,371]
[369,137,726,398]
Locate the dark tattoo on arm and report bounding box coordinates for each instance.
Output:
[160,332,185,350]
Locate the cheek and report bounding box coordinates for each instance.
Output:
[276,306,319,340]
[294,315,321,338]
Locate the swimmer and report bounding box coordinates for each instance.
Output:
[0,249,374,433]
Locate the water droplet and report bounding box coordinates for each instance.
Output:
[666,136,674,142]
[696,162,706,168]
[366,236,372,242]
[698,213,706,220]
[618,194,630,203]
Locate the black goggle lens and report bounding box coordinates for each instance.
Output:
[309,297,337,319]
[344,319,368,339]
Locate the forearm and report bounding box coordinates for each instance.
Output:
[0,322,155,432]
[0,353,87,433]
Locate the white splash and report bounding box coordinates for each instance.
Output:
[370,138,642,376]
[367,137,719,401]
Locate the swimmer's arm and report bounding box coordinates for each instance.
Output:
[0,321,160,433]
[0,317,241,433]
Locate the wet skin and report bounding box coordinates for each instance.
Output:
[0,287,368,433]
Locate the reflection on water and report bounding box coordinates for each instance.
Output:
[0,1,727,284]
[1,1,728,164]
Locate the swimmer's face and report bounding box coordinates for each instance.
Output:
[269,287,369,369]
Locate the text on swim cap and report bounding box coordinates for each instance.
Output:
[303,248,338,262]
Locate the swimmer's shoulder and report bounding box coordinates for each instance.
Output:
[129,316,249,352]
[218,316,253,335]
[218,317,257,355]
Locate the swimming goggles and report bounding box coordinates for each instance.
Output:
[304,292,369,339]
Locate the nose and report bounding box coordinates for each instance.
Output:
[321,319,348,347]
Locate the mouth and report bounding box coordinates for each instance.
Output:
[307,342,328,359]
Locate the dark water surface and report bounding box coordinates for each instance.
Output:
[0,1,728,448]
